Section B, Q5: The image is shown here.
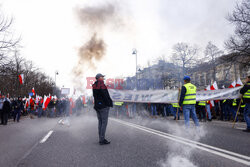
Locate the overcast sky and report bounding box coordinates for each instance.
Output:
[0,0,239,94]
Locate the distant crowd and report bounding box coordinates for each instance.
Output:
[0,94,246,126]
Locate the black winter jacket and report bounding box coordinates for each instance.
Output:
[92,80,113,110]
[240,81,250,104]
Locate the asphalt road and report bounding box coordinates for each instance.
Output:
[0,112,249,167]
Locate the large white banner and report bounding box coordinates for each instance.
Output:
[108,87,242,103]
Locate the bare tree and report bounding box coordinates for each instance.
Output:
[0,12,20,64]
[204,41,224,82]
[225,0,250,66]
[171,42,198,81]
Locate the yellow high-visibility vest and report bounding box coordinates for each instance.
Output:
[222,100,226,103]
[243,83,250,99]
[172,103,180,108]
[114,102,123,106]
[232,99,237,106]
[198,101,206,106]
[241,100,245,108]
[183,83,196,105]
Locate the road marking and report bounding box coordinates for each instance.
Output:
[111,118,250,166]
[40,130,53,144]
[58,119,63,124]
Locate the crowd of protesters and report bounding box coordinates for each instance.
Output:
[0,94,91,126]
[0,95,247,126]
[110,100,246,123]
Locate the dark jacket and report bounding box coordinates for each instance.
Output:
[13,100,24,111]
[240,81,250,104]
[92,79,113,110]
[3,99,11,113]
[179,86,186,107]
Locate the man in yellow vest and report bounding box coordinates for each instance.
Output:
[240,75,250,132]
[179,76,199,128]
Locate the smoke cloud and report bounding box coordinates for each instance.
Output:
[72,3,122,92]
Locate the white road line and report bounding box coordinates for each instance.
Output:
[40,130,54,144]
[111,118,250,166]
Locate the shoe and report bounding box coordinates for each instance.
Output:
[99,139,110,145]
[173,118,176,120]
[242,129,250,132]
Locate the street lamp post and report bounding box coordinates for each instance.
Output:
[132,49,137,90]
[54,71,59,94]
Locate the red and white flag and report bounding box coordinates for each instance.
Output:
[235,77,243,87]
[229,80,236,88]
[19,74,24,85]
[32,88,35,96]
[210,81,218,90]
[209,82,218,107]
[43,95,51,110]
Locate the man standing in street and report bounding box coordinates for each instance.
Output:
[2,96,11,125]
[179,76,199,128]
[13,97,24,122]
[92,73,113,145]
[240,75,250,132]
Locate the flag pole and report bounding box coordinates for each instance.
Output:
[176,87,181,121]
[232,97,242,128]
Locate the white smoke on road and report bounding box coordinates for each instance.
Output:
[117,107,207,167]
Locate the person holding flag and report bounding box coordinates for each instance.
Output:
[240,75,250,132]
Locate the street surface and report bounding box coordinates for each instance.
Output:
[0,112,250,167]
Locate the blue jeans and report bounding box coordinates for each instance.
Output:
[14,109,21,122]
[244,103,250,130]
[206,104,212,120]
[183,105,199,127]
[151,104,157,116]
[171,106,180,119]
[96,107,110,142]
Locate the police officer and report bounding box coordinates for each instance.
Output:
[92,73,113,145]
[240,75,250,132]
[179,76,199,128]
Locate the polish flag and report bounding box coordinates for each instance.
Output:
[24,98,29,109]
[19,74,24,84]
[229,80,236,88]
[32,88,35,96]
[42,95,47,110]
[210,82,218,107]
[210,81,218,90]
[205,85,211,91]
[235,77,243,87]
[42,95,51,110]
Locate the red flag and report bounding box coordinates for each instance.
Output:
[82,95,86,104]
[235,78,243,87]
[19,74,24,84]
[229,80,236,88]
[32,88,35,96]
